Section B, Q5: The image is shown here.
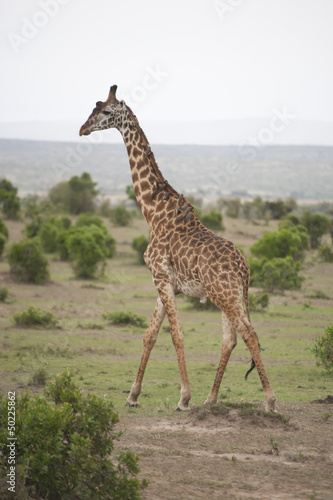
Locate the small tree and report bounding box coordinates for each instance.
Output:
[7,237,49,284]
[67,226,108,278]
[0,217,9,258]
[300,211,331,249]
[250,226,309,261]
[318,244,333,263]
[132,235,149,264]
[0,179,20,219]
[111,206,132,226]
[311,326,333,373]
[200,210,224,231]
[49,173,98,214]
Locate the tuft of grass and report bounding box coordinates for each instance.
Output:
[191,401,289,424]
[269,436,280,455]
[101,311,148,328]
[0,287,9,303]
[29,367,48,387]
[305,290,331,300]
[13,306,59,328]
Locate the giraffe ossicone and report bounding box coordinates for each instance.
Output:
[79,85,276,413]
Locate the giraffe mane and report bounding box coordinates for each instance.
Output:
[124,103,180,198]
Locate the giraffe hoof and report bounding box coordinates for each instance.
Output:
[175,405,190,412]
[126,400,139,408]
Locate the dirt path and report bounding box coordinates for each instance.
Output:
[116,401,333,500]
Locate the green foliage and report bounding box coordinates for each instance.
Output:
[39,221,60,253]
[0,179,21,219]
[249,256,304,293]
[126,184,139,206]
[13,306,58,328]
[102,311,148,328]
[76,213,106,232]
[223,198,241,218]
[132,235,149,264]
[0,233,6,258]
[184,296,219,311]
[67,225,108,278]
[7,237,49,284]
[49,172,98,214]
[111,205,132,226]
[0,217,9,239]
[0,287,9,303]
[311,326,333,373]
[0,370,148,499]
[318,244,333,263]
[300,211,331,249]
[248,292,269,312]
[250,226,309,261]
[200,210,224,231]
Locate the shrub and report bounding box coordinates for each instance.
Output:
[311,326,333,373]
[250,256,304,293]
[105,233,117,258]
[111,205,132,226]
[49,172,98,214]
[0,370,148,499]
[74,214,116,258]
[13,306,58,328]
[0,233,6,258]
[0,217,9,239]
[248,292,269,312]
[132,235,149,264]
[102,311,148,328]
[7,237,49,284]
[318,244,333,263]
[300,211,331,249]
[200,210,224,231]
[39,221,60,253]
[184,295,219,311]
[0,287,9,303]
[250,227,309,261]
[0,179,20,219]
[67,225,108,278]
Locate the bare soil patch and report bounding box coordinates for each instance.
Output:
[116,401,333,500]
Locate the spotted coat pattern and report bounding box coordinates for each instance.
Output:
[80,85,276,412]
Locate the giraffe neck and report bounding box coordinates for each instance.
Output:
[118,105,180,230]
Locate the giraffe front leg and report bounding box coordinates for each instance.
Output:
[126,297,166,407]
[156,282,191,411]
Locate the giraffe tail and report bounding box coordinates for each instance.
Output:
[243,282,264,380]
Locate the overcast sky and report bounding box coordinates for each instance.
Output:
[1,0,333,143]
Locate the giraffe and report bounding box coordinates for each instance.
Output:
[79,85,276,412]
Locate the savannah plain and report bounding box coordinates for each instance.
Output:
[0,211,332,499]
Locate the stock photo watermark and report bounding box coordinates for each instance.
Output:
[200,106,296,198]
[52,65,169,181]
[7,0,72,53]
[6,391,16,493]
[213,0,245,22]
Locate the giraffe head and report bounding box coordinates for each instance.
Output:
[79,84,124,136]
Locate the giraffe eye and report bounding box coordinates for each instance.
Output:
[102,110,111,115]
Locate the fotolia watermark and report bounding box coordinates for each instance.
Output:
[121,65,169,109]
[7,0,71,53]
[199,106,296,198]
[213,0,245,22]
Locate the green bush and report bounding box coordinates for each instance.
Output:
[111,205,132,226]
[67,225,108,278]
[0,179,20,219]
[0,217,9,239]
[39,221,60,253]
[102,311,148,328]
[0,287,9,303]
[132,235,149,264]
[49,172,98,214]
[300,211,331,249]
[311,326,333,373]
[75,214,116,258]
[318,244,333,263]
[7,237,49,284]
[200,210,224,231]
[250,226,309,261]
[0,233,6,258]
[184,295,219,311]
[250,256,304,293]
[105,233,117,258]
[248,292,269,312]
[13,306,58,328]
[0,370,148,499]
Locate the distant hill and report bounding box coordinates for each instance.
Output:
[0,138,332,201]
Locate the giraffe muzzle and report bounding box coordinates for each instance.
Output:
[79,125,91,136]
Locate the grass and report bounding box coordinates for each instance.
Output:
[0,216,332,418]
